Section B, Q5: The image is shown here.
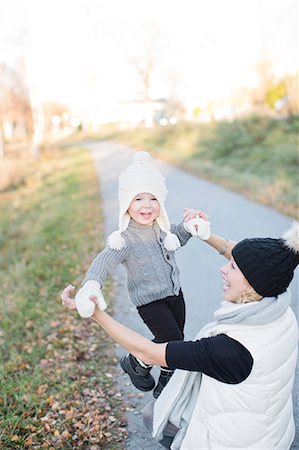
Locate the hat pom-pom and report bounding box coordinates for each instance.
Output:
[164,232,181,251]
[133,151,152,163]
[282,221,299,253]
[107,231,126,250]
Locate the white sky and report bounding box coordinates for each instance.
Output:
[1,0,298,115]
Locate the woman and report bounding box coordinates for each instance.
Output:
[61,220,299,450]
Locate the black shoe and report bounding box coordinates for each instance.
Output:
[153,369,174,399]
[120,354,155,392]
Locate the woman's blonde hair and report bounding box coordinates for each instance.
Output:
[236,287,263,304]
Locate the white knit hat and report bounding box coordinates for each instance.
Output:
[107,151,181,251]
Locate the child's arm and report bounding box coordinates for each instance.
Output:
[60,286,167,367]
[64,244,128,318]
[82,245,128,287]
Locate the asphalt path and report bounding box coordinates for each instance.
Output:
[86,140,298,450]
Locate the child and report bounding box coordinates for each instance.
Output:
[67,151,210,398]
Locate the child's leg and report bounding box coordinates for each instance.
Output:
[137,291,186,398]
[152,367,174,399]
[137,290,186,343]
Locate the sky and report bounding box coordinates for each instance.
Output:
[1,0,298,119]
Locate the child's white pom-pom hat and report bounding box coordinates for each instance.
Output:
[107,151,181,251]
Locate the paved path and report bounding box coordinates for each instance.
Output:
[86,141,299,450]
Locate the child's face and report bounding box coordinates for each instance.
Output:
[128,193,160,225]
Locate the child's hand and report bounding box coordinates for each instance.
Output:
[60,282,107,318]
[183,209,211,240]
[60,284,77,310]
[75,280,107,318]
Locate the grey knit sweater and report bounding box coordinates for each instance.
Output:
[83,219,192,307]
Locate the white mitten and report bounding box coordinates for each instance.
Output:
[196,218,211,240]
[183,217,198,236]
[75,280,107,318]
[184,217,211,240]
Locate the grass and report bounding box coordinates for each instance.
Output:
[82,115,299,218]
[0,145,128,449]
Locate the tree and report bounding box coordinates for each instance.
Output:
[0,63,4,158]
[127,22,162,102]
[265,81,287,110]
[251,57,298,117]
[1,61,33,144]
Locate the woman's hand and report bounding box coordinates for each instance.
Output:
[183,208,209,222]
[60,284,77,310]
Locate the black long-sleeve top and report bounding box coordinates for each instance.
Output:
[166,334,253,384]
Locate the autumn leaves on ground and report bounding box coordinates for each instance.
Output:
[0,146,128,449]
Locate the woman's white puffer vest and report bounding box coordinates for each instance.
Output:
[181,307,298,449]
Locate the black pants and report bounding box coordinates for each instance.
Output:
[137,290,185,344]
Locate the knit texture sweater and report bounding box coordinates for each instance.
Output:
[83,219,191,307]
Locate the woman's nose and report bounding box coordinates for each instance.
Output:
[220,264,228,274]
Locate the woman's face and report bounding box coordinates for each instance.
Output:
[128,192,160,226]
[220,257,252,303]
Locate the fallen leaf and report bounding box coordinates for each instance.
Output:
[24,437,33,447]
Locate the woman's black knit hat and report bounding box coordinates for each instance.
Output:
[232,222,299,297]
